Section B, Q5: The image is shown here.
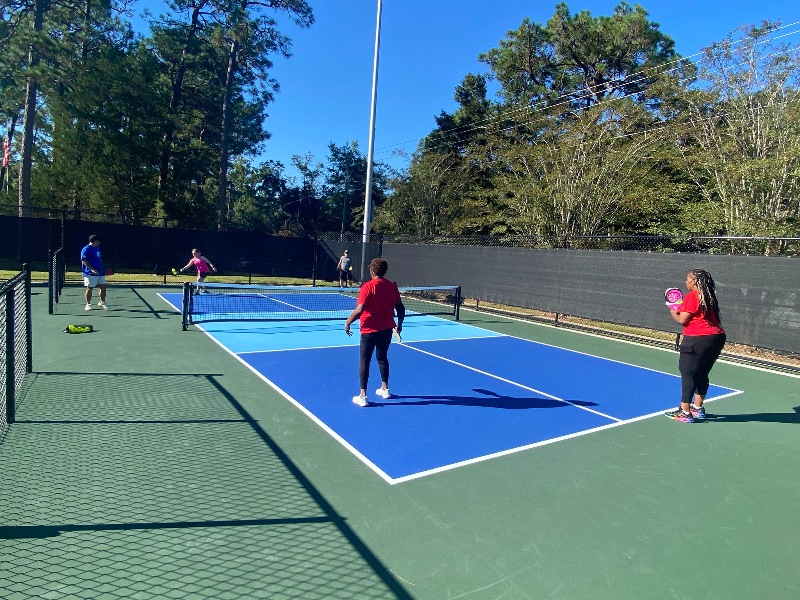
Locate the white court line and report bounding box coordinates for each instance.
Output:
[191,320,395,484]
[234,334,503,355]
[460,305,800,380]
[391,390,745,484]
[237,343,358,354]
[256,294,310,312]
[455,306,750,388]
[399,342,622,422]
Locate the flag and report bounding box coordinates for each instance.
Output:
[2,136,9,168]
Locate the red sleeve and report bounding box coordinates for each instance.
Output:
[357,283,371,305]
[680,290,699,315]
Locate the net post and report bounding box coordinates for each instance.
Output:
[181,282,190,331]
[47,249,54,315]
[455,286,461,320]
[5,287,15,424]
[23,263,32,373]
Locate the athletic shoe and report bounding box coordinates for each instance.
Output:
[84,303,92,311]
[665,408,694,423]
[352,394,369,407]
[375,387,391,399]
[97,301,109,310]
[690,405,706,420]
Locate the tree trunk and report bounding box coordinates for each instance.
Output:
[157,4,201,217]
[218,38,239,231]
[18,0,45,218]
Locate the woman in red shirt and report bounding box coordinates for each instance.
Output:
[666,269,726,423]
[344,258,405,407]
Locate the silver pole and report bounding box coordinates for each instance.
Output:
[361,0,382,282]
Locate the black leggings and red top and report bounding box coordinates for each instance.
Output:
[678,290,726,404]
[357,277,404,389]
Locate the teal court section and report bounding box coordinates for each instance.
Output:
[158,292,500,351]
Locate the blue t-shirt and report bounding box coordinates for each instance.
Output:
[81,245,103,276]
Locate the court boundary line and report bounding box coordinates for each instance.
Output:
[459,305,800,380]
[156,292,744,485]
[196,321,396,485]
[456,307,750,388]
[234,334,503,355]
[391,389,744,484]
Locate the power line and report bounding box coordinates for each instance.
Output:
[373,20,800,159]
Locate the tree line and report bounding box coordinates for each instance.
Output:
[2,2,799,237]
[376,4,800,237]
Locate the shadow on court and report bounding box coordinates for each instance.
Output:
[373,388,599,410]
[51,285,175,318]
[700,405,800,424]
[0,372,412,599]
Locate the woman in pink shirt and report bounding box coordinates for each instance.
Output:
[666,269,726,423]
[179,249,216,284]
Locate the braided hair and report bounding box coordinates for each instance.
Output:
[690,269,721,323]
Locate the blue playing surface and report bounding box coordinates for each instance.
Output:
[159,292,741,483]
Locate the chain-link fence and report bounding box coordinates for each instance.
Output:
[0,265,32,435]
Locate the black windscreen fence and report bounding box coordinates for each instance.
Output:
[380,243,800,355]
[315,239,382,284]
[4,215,319,281]
[5,211,798,354]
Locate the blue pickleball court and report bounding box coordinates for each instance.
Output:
[159,290,741,483]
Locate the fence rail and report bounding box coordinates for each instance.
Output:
[1,265,32,435]
[319,232,800,256]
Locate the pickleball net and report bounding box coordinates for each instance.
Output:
[181,282,461,330]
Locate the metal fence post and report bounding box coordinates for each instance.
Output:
[5,288,15,424]
[23,263,32,373]
[47,249,54,315]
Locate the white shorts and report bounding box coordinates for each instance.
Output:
[83,275,107,287]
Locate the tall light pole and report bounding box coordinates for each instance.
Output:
[340,170,349,240]
[361,0,382,282]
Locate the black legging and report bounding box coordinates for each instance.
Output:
[359,329,393,390]
[679,333,726,404]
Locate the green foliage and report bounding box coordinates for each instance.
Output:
[377,6,800,239]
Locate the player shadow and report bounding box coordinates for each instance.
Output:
[372,388,598,410]
[700,406,800,424]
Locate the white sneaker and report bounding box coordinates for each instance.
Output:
[85,303,92,311]
[98,301,109,310]
[375,387,391,399]
[352,394,369,407]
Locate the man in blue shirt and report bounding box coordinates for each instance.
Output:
[81,235,109,310]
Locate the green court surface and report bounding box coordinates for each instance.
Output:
[2,285,799,599]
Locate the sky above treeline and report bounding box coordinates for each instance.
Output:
[131,0,800,180]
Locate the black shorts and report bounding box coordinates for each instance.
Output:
[339,269,351,280]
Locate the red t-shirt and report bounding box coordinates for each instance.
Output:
[680,290,724,336]
[358,278,401,334]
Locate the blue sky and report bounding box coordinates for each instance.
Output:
[132,1,800,180]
